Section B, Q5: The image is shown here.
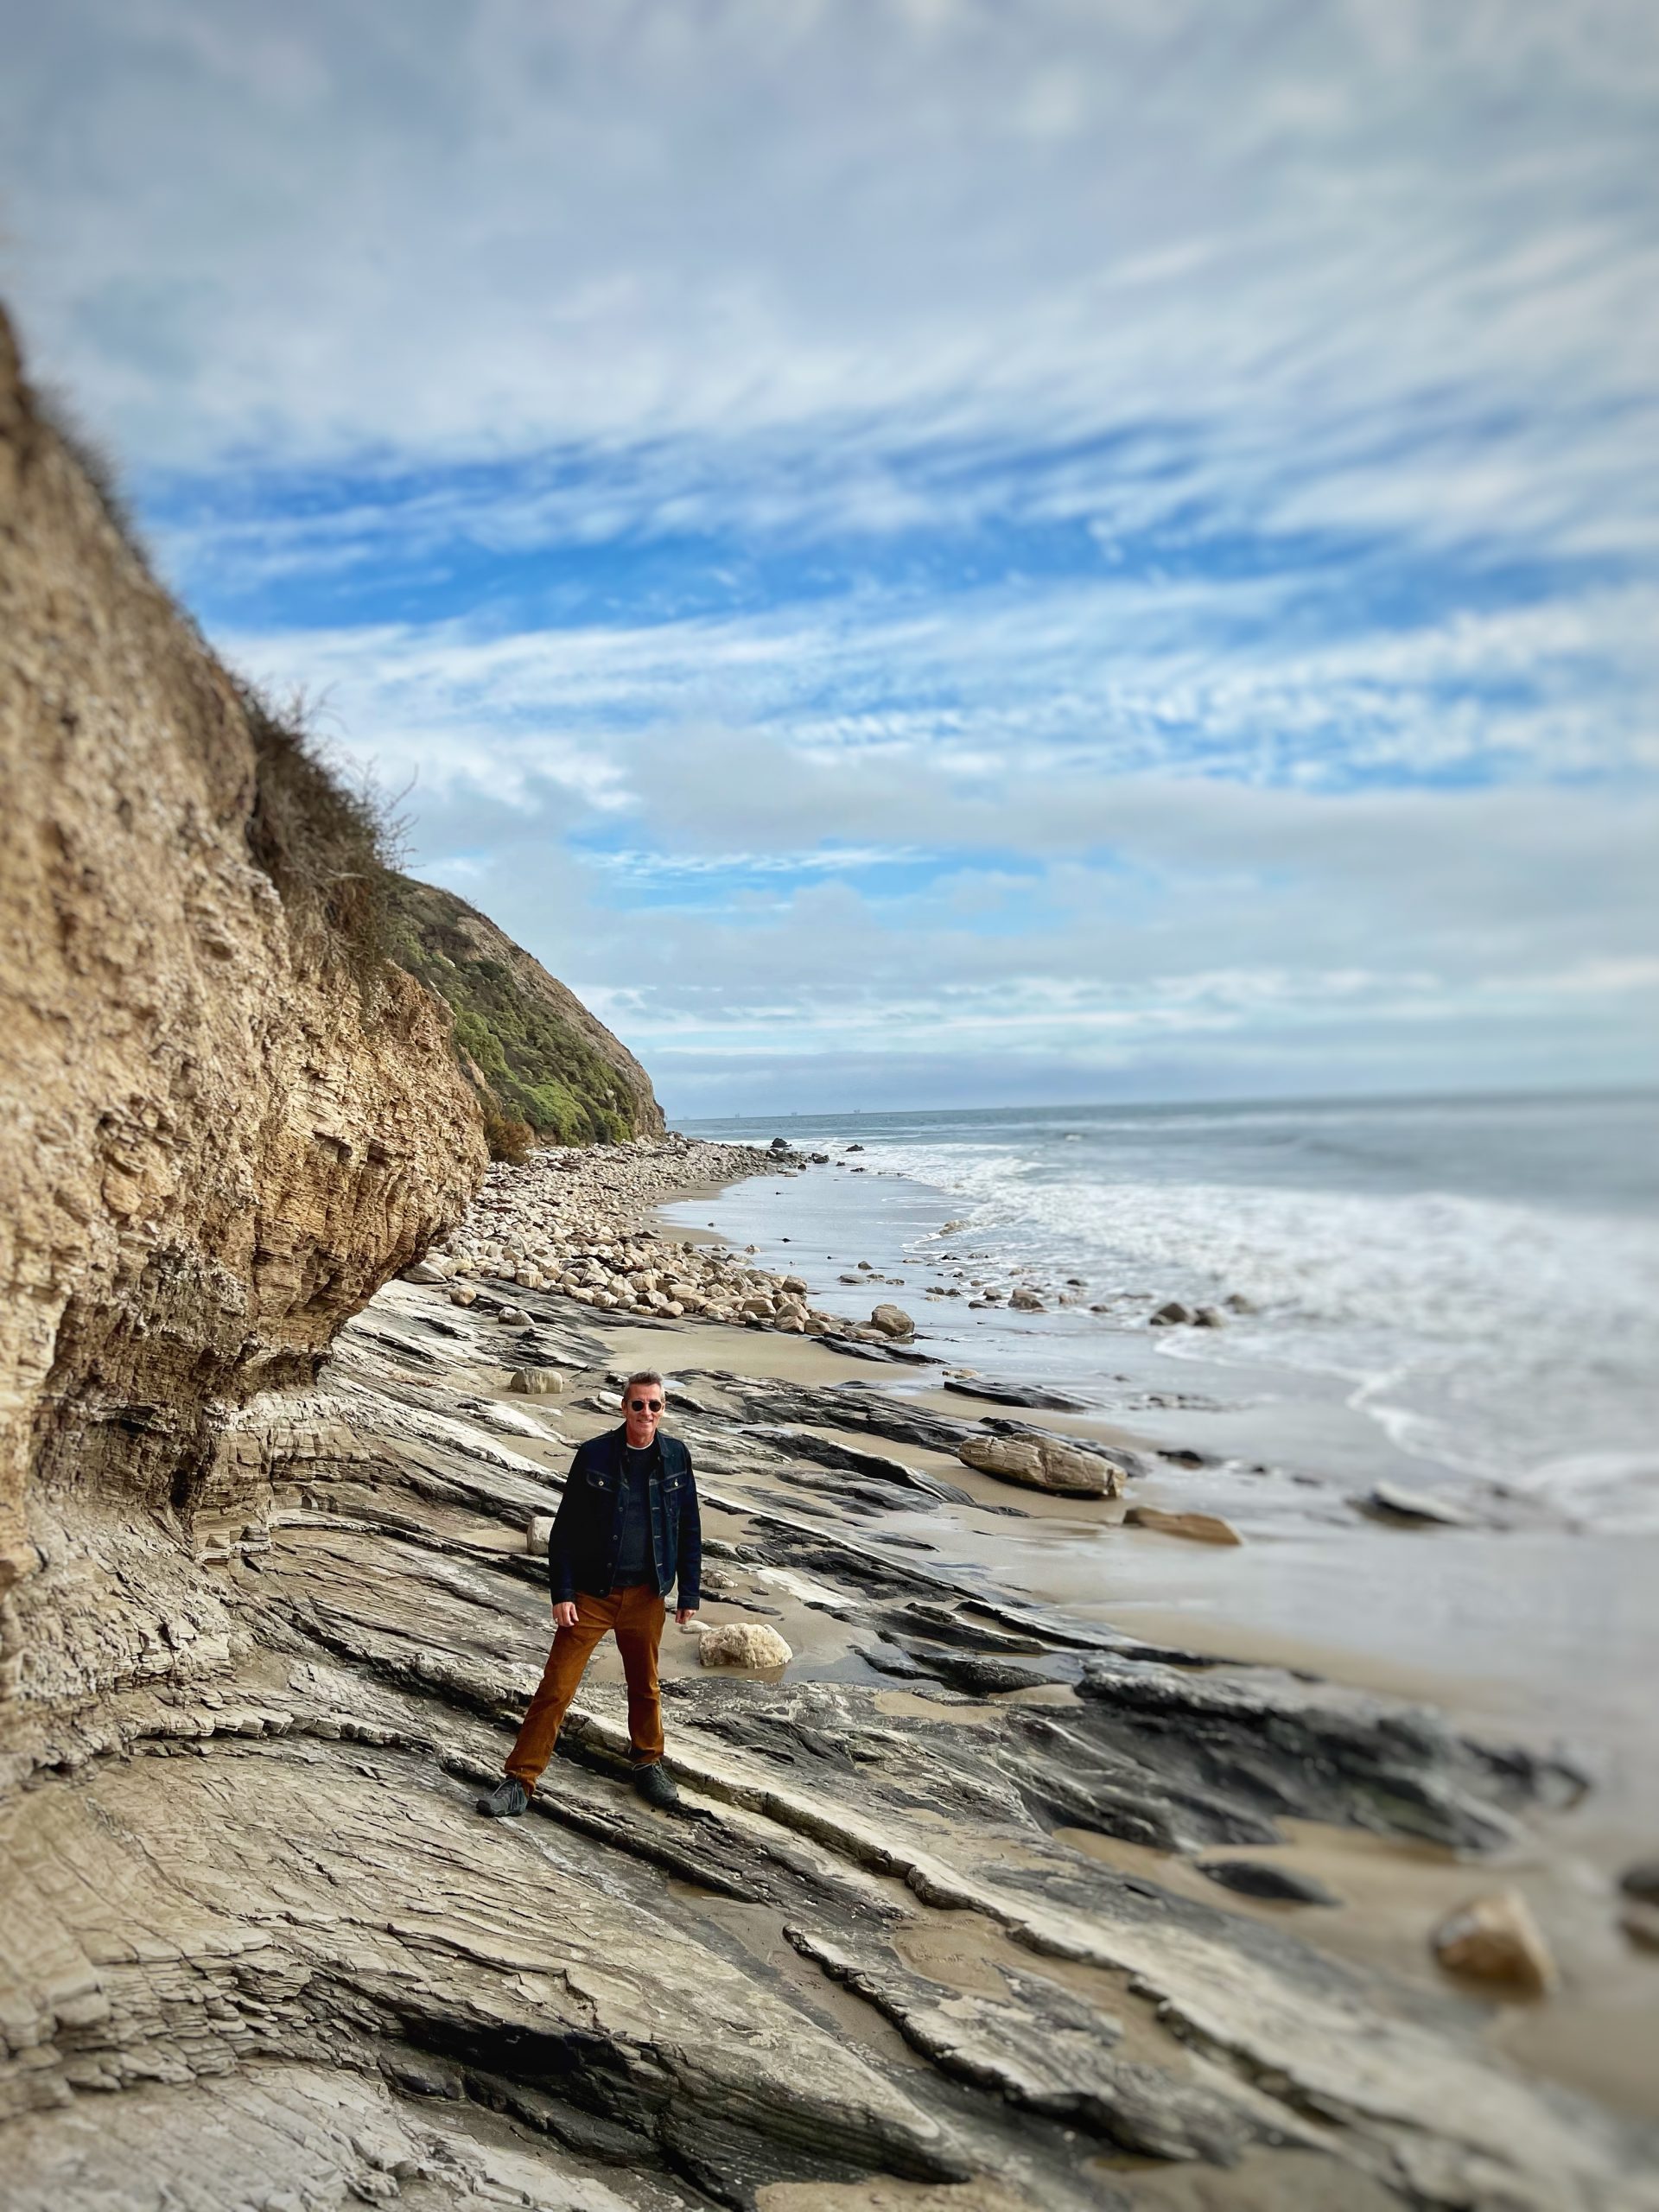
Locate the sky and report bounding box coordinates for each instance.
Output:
[3,0,1656,1119]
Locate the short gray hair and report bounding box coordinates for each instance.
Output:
[624,1369,665,1395]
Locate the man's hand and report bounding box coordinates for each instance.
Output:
[552,1600,579,1629]
[676,1605,698,1626]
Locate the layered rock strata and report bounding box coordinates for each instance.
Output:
[4,1227,1652,2211]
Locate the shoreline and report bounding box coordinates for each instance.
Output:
[405,1134,1659,2130]
[656,1145,1659,1819]
[12,1123,1630,2209]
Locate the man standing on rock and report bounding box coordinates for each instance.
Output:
[479,1369,700,1817]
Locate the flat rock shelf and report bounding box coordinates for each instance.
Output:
[3,1146,1656,2212]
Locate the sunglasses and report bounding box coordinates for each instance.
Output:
[629,1397,664,1412]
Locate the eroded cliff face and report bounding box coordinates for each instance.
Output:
[0,307,489,1714]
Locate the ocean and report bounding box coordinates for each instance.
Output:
[676,1090,1659,1529]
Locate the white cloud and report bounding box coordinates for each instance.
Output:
[204,575,1659,1106]
[400,764,1659,1106]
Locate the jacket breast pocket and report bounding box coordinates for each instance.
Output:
[583,1468,615,1492]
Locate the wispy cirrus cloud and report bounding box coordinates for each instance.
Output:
[219,565,1658,804]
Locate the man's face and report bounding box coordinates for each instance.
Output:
[625,1380,665,1446]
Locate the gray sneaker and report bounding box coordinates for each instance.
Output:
[632,1761,679,1809]
[478,1777,530,1818]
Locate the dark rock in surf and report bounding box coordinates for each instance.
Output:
[1199,1859,1342,1906]
[1075,1650,1587,1853]
[818,1333,934,1364]
[942,1377,1090,1412]
[1362,1482,1475,1528]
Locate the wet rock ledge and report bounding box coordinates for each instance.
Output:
[3,1135,1655,2212]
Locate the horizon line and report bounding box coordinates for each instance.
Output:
[671,1078,1659,1126]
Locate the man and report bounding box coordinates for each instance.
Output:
[478,1368,700,1817]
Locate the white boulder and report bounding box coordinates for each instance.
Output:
[868,1303,915,1339]
[507,1368,563,1396]
[696,1622,792,1668]
[403,1257,453,1285]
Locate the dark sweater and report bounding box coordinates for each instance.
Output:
[613,1444,656,1584]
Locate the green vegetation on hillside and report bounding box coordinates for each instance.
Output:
[384,876,648,1156]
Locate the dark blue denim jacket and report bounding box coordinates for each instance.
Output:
[546,1426,701,1609]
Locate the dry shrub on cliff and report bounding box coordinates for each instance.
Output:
[242,683,403,983]
[29,381,144,556]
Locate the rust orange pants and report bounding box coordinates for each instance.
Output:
[505,1584,666,1787]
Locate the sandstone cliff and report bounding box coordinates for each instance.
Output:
[0,306,489,1713]
[385,874,664,1154]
